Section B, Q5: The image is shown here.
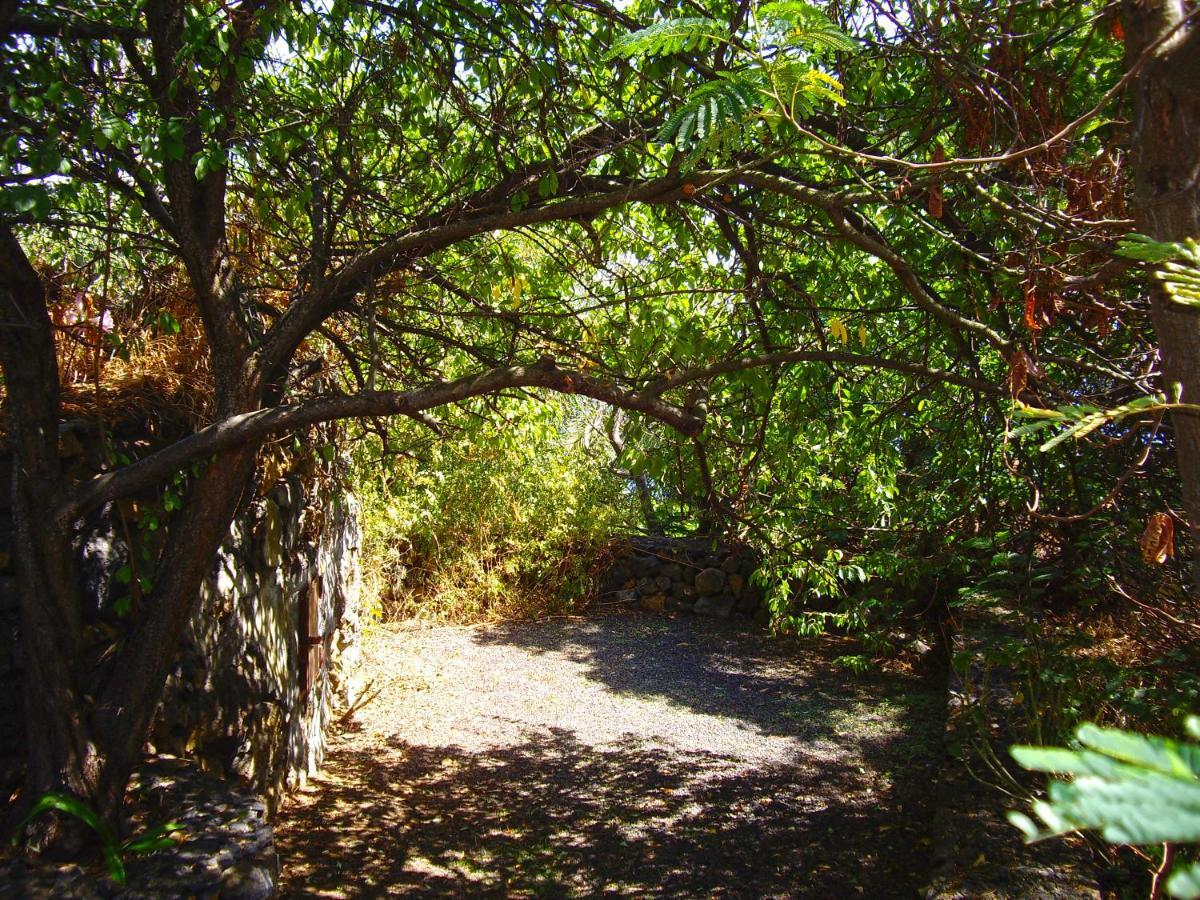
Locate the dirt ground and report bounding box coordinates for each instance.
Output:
[274,615,945,898]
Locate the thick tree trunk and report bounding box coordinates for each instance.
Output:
[0,225,100,849]
[2,223,262,834]
[89,446,259,819]
[1125,2,1200,590]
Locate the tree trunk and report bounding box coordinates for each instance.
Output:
[89,446,259,819]
[1,223,262,835]
[1126,1,1200,590]
[0,224,100,850]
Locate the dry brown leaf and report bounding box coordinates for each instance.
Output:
[1140,512,1175,564]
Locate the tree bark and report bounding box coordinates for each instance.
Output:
[0,224,100,849]
[1125,1,1200,589]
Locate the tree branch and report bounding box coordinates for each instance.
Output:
[254,175,686,379]
[60,358,702,521]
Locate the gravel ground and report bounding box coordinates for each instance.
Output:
[275,615,944,898]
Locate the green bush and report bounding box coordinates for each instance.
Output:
[353,397,636,623]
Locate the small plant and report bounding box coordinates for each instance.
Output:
[10,792,185,885]
[1009,718,1200,898]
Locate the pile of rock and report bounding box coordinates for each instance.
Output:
[601,536,766,622]
[0,756,279,899]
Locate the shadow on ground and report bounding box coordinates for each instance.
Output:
[471,616,934,747]
[276,616,944,898]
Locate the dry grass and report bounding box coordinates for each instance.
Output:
[30,263,216,433]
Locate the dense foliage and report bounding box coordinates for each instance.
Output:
[354,397,634,622]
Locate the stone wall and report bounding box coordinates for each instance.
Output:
[0,438,363,809]
[145,473,363,807]
[600,536,766,623]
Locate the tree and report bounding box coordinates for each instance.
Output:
[0,0,1190,851]
[1122,0,1200,588]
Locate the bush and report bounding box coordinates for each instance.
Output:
[353,397,636,623]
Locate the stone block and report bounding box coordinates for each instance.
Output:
[694,567,726,596]
[640,593,665,613]
[728,573,745,599]
[694,593,736,618]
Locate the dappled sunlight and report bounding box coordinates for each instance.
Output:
[275,616,943,896]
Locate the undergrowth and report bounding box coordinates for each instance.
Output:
[353,398,637,624]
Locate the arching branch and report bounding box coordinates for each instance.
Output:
[60,358,703,522]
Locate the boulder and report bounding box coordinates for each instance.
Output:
[640,593,666,612]
[694,567,726,596]
[694,593,736,618]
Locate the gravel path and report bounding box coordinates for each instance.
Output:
[275,615,944,898]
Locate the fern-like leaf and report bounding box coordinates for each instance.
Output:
[607,17,730,60]
[758,2,858,53]
[656,73,763,148]
[1115,234,1200,308]
[765,61,845,121]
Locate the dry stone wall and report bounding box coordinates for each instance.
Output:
[145,473,363,808]
[0,435,363,810]
[601,536,766,623]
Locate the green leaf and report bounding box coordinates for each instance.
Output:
[1011,719,1200,848]
[10,793,125,884]
[537,170,559,198]
[1114,233,1182,263]
[1169,861,1200,899]
[606,17,729,60]
[759,2,859,53]
[122,822,185,854]
[656,73,762,149]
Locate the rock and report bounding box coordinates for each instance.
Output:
[660,563,683,580]
[615,589,638,605]
[633,556,658,578]
[728,573,745,599]
[654,574,672,592]
[681,567,696,585]
[640,593,665,612]
[636,577,656,596]
[694,567,726,596]
[694,593,736,618]
[721,555,741,573]
[220,860,275,900]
